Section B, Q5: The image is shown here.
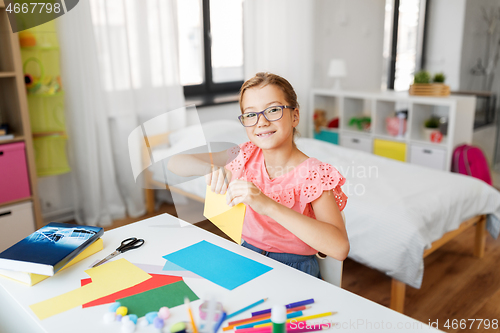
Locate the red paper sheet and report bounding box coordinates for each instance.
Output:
[81,274,182,308]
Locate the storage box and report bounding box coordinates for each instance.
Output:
[409,144,446,170]
[0,202,35,252]
[0,142,31,204]
[341,133,372,153]
[373,139,406,162]
[314,129,339,145]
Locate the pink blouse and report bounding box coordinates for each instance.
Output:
[226,142,347,255]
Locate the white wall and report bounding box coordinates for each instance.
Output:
[243,0,314,136]
[425,0,500,92]
[312,0,386,90]
[459,0,500,93]
[425,0,467,90]
[37,174,75,222]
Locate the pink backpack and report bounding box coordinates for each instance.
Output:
[452,144,492,185]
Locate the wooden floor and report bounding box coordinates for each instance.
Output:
[105,204,500,333]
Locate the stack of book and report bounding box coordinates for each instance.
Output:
[0,222,104,286]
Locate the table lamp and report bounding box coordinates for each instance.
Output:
[328,59,347,90]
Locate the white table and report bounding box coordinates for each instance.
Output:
[0,214,439,332]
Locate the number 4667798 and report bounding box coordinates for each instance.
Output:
[444,319,498,330]
[6,2,62,14]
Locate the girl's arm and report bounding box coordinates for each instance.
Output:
[227,182,349,260]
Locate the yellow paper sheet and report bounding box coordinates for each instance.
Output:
[203,185,246,244]
[29,258,151,320]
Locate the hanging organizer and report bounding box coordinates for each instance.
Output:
[20,21,70,177]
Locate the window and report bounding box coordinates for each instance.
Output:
[383,0,428,91]
[176,0,244,97]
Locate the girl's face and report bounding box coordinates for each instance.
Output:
[240,84,299,150]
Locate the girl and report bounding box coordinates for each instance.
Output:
[168,72,349,278]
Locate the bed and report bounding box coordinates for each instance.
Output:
[142,120,500,313]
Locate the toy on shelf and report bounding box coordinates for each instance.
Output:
[386,111,407,138]
[327,117,339,128]
[348,116,371,131]
[313,109,328,133]
[23,57,62,95]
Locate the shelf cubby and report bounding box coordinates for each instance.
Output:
[312,94,340,122]
[343,97,372,133]
[0,77,24,137]
[409,103,450,144]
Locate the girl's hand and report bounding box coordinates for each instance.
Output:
[226,179,276,216]
[205,166,232,194]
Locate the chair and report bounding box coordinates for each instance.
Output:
[318,211,346,287]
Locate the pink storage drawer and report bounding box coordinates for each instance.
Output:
[0,142,31,204]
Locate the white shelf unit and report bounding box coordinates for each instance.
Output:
[309,89,476,171]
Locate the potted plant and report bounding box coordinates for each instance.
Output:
[414,70,431,84]
[433,72,446,83]
[422,116,443,143]
[409,70,450,96]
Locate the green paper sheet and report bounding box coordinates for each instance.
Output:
[116,280,198,317]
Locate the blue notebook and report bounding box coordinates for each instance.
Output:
[0,222,103,276]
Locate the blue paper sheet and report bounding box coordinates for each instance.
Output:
[163,260,187,271]
[162,241,273,290]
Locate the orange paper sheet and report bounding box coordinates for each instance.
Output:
[203,185,246,244]
[29,259,151,320]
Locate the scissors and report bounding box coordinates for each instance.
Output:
[92,237,145,267]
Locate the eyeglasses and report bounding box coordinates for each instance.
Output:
[238,105,294,127]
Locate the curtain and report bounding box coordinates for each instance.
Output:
[243,0,314,136]
[57,0,185,226]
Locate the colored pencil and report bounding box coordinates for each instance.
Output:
[254,312,336,329]
[235,311,303,330]
[251,299,314,317]
[224,306,310,330]
[185,297,198,333]
[214,311,228,333]
[226,298,268,320]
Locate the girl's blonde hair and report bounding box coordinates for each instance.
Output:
[239,72,300,137]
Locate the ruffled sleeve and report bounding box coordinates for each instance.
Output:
[225,141,258,180]
[299,161,347,213]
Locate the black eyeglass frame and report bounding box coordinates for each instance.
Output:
[238,105,295,127]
